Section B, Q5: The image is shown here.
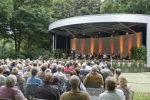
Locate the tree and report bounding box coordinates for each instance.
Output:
[100,0,150,14]
[9,0,53,52]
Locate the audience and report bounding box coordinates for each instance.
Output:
[60,75,90,100]
[0,75,27,100]
[35,73,60,100]
[116,75,130,100]
[99,77,125,100]
[0,58,133,100]
[27,67,43,86]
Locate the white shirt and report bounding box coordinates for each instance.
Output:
[99,89,125,100]
[85,65,92,70]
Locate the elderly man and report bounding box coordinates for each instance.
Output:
[99,77,125,100]
[53,65,68,86]
[27,67,43,86]
[60,75,90,100]
[83,66,103,88]
[35,73,60,100]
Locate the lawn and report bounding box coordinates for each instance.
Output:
[122,72,150,100]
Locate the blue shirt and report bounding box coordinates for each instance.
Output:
[27,76,43,86]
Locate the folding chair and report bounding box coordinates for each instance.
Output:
[86,81,101,88]
[86,88,105,96]
[33,98,47,100]
[129,90,134,100]
[23,83,37,100]
[90,96,99,100]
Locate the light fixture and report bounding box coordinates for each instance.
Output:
[83,34,85,35]
[126,32,129,35]
[98,32,101,34]
[111,35,113,37]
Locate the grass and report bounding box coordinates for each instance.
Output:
[134,92,150,100]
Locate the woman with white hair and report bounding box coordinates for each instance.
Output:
[0,75,27,100]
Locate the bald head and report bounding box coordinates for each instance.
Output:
[44,73,53,83]
[69,75,80,89]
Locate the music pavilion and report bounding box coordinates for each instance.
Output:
[49,14,150,67]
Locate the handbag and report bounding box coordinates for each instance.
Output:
[122,87,134,100]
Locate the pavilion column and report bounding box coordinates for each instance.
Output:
[147,24,150,67]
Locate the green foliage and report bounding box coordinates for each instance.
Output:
[100,0,150,14]
[23,48,51,60]
[131,45,147,60]
[53,48,70,59]
[0,0,13,22]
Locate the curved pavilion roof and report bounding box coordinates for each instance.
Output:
[49,14,146,38]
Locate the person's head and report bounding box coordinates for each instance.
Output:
[66,63,70,68]
[69,75,80,89]
[57,65,62,72]
[41,63,48,72]
[115,69,121,76]
[32,61,37,67]
[70,71,77,76]
[31,67,38,76]
[74,67,81,75]
[5,75,17,87]
[44,73,53,83]
[91,66,97,73]
[0,66,3,74]
[45,69,52,73]
[119,75,127,87]
[107,63,111,68]
[1,65,8,72]
[82,65,86,69]
[11,67,18,75]
[16,64,22,70]
[11,61,16,66]
[105,77,117,91]
[27,65,32,72]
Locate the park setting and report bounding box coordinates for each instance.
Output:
[0,0,150,100]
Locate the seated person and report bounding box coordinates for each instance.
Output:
[37,63,48,79]
[116,75,130,100]
[99,77,125,100]
[65,71,86,91]
[60,75,90,100]
[35,73,60,100]
[11,67,26,91]
[80,65,90,78]
[74,67,84,82]
[0,75,27,100]
[0,66,6,86]
[115,69,122,84]
[83,66,103,88]
[27,67,43,86]
[64,63,73,74]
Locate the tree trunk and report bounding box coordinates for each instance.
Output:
[18,25,23,52]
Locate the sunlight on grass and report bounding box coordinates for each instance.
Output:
[134,92,150,100]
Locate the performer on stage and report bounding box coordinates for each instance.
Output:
[71,48,75,59]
